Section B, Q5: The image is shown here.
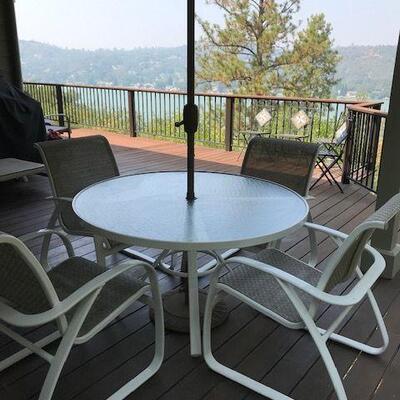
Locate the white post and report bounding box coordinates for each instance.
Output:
[372,33,400,278]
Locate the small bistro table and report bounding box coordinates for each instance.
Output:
[73,171,309,356]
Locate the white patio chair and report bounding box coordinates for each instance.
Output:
[241,136,320,265]
[203,193,400,400]
[157,138,320,277]
[35,135,156,269]
[0,229,164,400]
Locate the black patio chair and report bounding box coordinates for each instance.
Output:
[310,117,348,193]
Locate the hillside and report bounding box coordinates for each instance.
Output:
[335,45,395,99]
[20,41,186,89]
[19,41,396,98]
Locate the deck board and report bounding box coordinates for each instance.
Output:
[1,130,398,400]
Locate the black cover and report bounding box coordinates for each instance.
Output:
[0,76,46,162]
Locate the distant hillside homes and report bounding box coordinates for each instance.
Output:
[334,45,395,100]
[19,40,396,99]
[19,40,187,90]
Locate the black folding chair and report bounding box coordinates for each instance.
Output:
[310,120,348,193]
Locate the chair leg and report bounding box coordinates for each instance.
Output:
[203,281,293,400]
[198,248,239,273]
[39,293,98,400]
[312,157,333,187]
[94,236,107,267]
[0,331,61,372]
[107,266,165,400]
[281,285,348,400]
[319,158,344,193]
[319,289,389,355]
[307,212,318,267]
[308,329,348,400]
[40,209,59,270]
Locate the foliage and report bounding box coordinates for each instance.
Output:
[20,40,395,100]
[196,0,340,97]
[280,14,340,97]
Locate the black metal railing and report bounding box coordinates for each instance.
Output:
[24,81,387,192]
[342,102,387,192]
[23,82,364,150]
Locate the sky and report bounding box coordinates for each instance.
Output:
[15,0,400,50]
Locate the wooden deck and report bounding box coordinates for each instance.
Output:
[1,130,399,400]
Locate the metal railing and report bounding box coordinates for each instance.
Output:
[24,82,364,150]
[342,102,387,192]
[24,81,387,192]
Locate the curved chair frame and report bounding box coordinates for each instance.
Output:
[0,231,164,400]
[203,211,394,400]
[35,136,155,270]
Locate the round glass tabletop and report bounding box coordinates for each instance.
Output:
[73,171,309,251]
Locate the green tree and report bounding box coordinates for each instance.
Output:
[281,14,340,97]
[197,1,341,97]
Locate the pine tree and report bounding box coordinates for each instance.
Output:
[197,1,341,97]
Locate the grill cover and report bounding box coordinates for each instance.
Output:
[0,77,46,161]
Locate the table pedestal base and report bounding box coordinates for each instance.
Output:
[150,288,229,333]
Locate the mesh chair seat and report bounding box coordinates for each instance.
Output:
[220,249,322,323]
[48,257,147,336]
[318,144,341,158]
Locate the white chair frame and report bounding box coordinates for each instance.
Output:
[39,195,131,270]
[203,222,388,400]
[0,231,164,400]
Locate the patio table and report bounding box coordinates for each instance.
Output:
[73,171,309,356]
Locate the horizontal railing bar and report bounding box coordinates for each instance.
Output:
[24,81,367,105]
[347,103,388,117]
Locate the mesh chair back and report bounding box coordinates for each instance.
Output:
[333,122,348,145]
[321,193,400,291]
[0,235,54,314]
[36,136,119,233]
[241,137,320,197]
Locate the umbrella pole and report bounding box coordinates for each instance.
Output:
[185,0,197,202]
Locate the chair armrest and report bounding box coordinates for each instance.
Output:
[44,114,71,128]
[18,229,75,258]
[304,222,348,242]
[0,259,154,327]
[275,133,309,139]
[46,196,73,204]
[238,131,271,135]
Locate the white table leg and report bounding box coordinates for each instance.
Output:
[187,250,202,357]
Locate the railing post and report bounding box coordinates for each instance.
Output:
[128,90,137,137]
[368,114,381,173]
[55,84,65,126]
[224,97,234,151]
[341,109,353,184]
